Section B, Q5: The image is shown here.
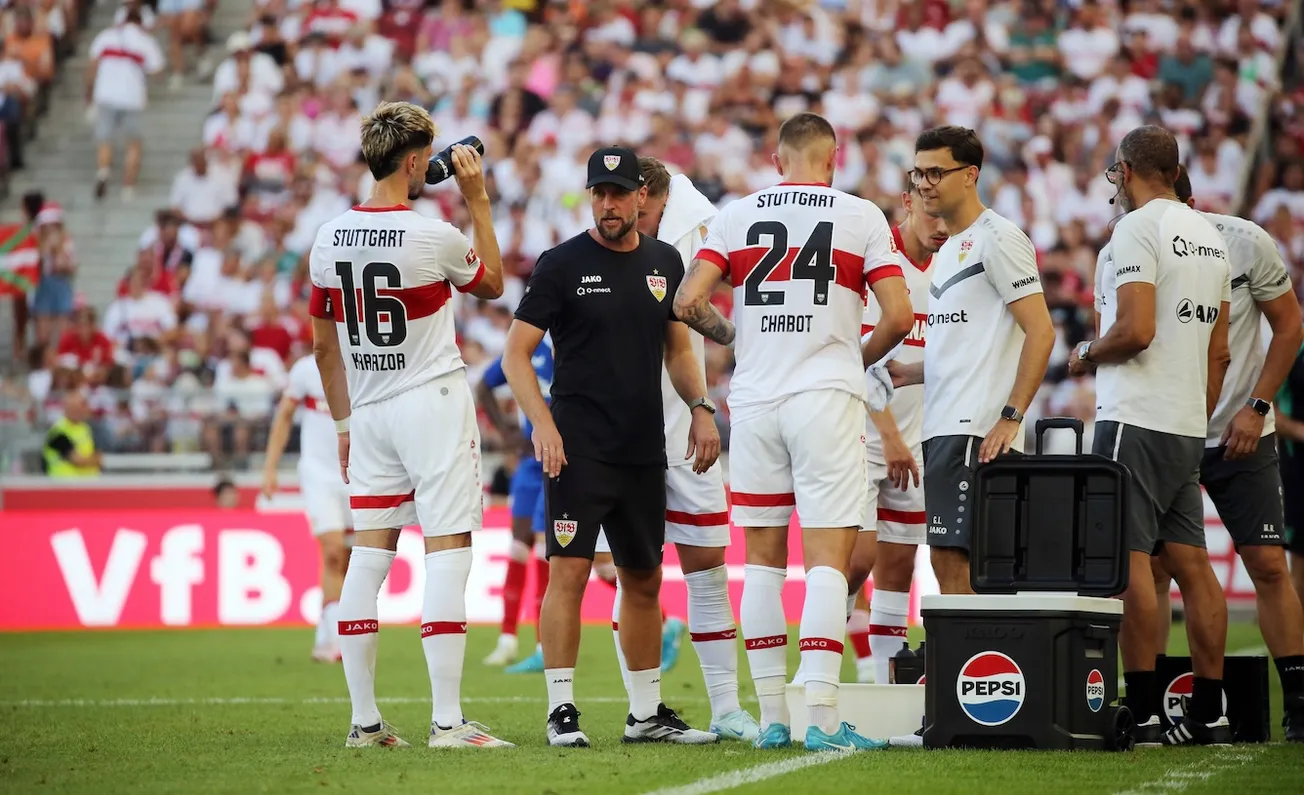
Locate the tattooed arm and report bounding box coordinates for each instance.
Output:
[673,259,735,346]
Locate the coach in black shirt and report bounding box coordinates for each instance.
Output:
[504,146,721,747]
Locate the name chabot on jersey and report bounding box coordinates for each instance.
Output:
[928,310,969,326]
[761,314,814,332]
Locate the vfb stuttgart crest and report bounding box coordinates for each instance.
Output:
[959,238,973,263]
[647,273,667,301]
[553,517,577,547]
[604,154,621,171]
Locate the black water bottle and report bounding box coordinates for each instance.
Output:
[891,643,924,685]
[426,135,485,185]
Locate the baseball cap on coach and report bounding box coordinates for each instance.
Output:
[586,146,644,191]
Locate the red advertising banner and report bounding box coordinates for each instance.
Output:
[0,493,1257,632]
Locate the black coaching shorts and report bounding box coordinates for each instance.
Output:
[1201,434,1287,549]
[544,456,666,570]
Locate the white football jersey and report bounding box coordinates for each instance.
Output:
[1095,200,1231,439]
[697,182,902,421]
[284,355,336,482]
[922,209,1043,450]
[1201,212,1293,446]
[657,175,717,465]
[864,226,932,454]
[308,205,485,409]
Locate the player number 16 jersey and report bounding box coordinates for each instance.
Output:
[695,183,902,421]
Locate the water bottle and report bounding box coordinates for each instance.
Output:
[426,135,485,185]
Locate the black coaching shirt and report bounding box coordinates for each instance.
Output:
[515,230,685,466]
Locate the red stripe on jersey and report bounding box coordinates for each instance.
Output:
[892,226,933,272]
[862,323,925,347]
[697,248,729,276]
[420,621,468,637]
[866,263,905,286]
[350,491,416,509]
[690,628,738,642]
[726,248,874,296]
[456,260,486,294]
[325,281,452,323]
[731,491,796,507]
[308,284,333,319]
[98,47,146,66]
[877,508,926,524]
[665,509,730,526]
[351,204,412,212]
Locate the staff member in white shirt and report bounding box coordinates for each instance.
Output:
[85,8,165,201]
[1069,125,1232,747]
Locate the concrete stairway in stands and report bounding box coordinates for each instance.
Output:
[0,0,254,364]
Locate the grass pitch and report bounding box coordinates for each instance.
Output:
[1,623,1301,794]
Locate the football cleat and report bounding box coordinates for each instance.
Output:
[1132,715,1165,748]
[1162,715,1232,746]
[312,644,342,663]
[623,703,719,744]
[345,720,410,748]
[505,646,545,674]
[753,722,793,749]
[429,720,514,748]
[483,633,519,666]
[546,703,590,748]
[661,618,686,673]
[1284,694,1304,742]
[805,722,888,752]
[888,726,923,748]
[709,709,761,742]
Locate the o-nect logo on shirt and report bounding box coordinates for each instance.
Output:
[1172,235,1226,260]
[1176,298,1219,324]
[927,310,969,326]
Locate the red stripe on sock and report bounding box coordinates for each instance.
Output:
[500,558,528,635]
[799,637,845,654]
[665,509,730,526]
[868,624,908,637]
[611,621,619,631]
[690,628,738,642]
[849,630,871,658]
[876,507,926,524]
[744,634,787,650]
[338,620,378,635]
[421,621,468,638]
[350,491,415,509]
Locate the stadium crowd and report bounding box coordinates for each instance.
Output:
[4,0,1302,472]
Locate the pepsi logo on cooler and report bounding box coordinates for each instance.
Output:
[956,651,1025,726]
[1086,669,1105,713]
[1163,672,1227,725]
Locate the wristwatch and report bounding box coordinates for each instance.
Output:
[1001,405,1025,423]
[1077,341,1093,363]
[1246,397,1271,417]
[688,397,717,415]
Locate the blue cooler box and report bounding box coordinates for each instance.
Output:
[922,594,1126,750]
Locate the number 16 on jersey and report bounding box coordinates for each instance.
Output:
[334,261,409,348]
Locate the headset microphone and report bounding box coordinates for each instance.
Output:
[1109,196,1115,205]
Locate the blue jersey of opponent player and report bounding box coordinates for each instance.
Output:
[481,338,553,530]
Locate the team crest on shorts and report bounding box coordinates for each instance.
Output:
[553,517,578,547]
[604,154,621,171]
[647,273,667,301]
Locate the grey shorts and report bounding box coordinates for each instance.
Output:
[922,435,987,552]
[95,106,141,144]
[1201,434,1286,548]
[1093,421,1204,554]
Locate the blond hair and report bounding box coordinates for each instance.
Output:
[360,101,438,181]
[639,157,672,199]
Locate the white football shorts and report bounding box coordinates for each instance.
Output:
[729,388,868,529]
[302,469,352,536]
[862,443,926,544]
[347,370,484,536]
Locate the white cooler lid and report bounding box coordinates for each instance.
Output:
[921,593,1124,615]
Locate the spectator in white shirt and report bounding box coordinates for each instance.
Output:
[101,267,177,348]
[1252,163,1304,226]
[0,39,34,170]
[85,9,164,201]
[170,149,237,226]
[1185,141,1239,214]
[206,349,274,463]
[1086,55,1150,116]
[942,0,1010,60]
[934,57,995,131]
[1058,2,1120,81]
[1215,0,1280,58]
[211,32,283,103]
[525,86,594,154]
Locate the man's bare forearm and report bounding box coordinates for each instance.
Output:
[263,400,295,471]
[868,407,903,443]
[311,320,351,422]
[1005,332,1053,413]
[467,197,504,298]
[1249,318,1303,403]
[503,353,553,431]
[675,295,734,346]
[475,380,516,436]
[665,345,708,405]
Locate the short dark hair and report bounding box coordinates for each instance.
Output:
[639,156,672,199]
[1119,125,1180,184]
[21,191,43,222]
[778,112,836,151]
[1174,164,1192,203]
[915,126,984,170]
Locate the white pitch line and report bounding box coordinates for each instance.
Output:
[640,752,854,795]
[1112,745,1267,795]
[2,696,629,708]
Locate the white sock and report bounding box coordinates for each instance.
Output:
[741,564,789,729]
[869,589,910,685]
[533,539,547,559]
[421,547,471,728]
[546,667,575,715]
[612,579,631,692]
[320,601,339,646]
[845,593,857,621]
[802,566,848,734]
[508,539,530,563]
[337,546,394,728]
[628,666,662,721]
[685,564,741,720]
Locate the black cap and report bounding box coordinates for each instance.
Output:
[586,146,644,191]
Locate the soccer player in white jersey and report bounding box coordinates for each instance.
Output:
[262,354,352,663]
[674,112,914,752]
[846,184,948,685]
[888,126,1054,595]
[1107,167,1304,741]
[308,101,511,749]
[1066,125,1232,746]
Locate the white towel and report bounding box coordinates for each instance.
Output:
[862,335,904,412]
[658,173,718,262]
